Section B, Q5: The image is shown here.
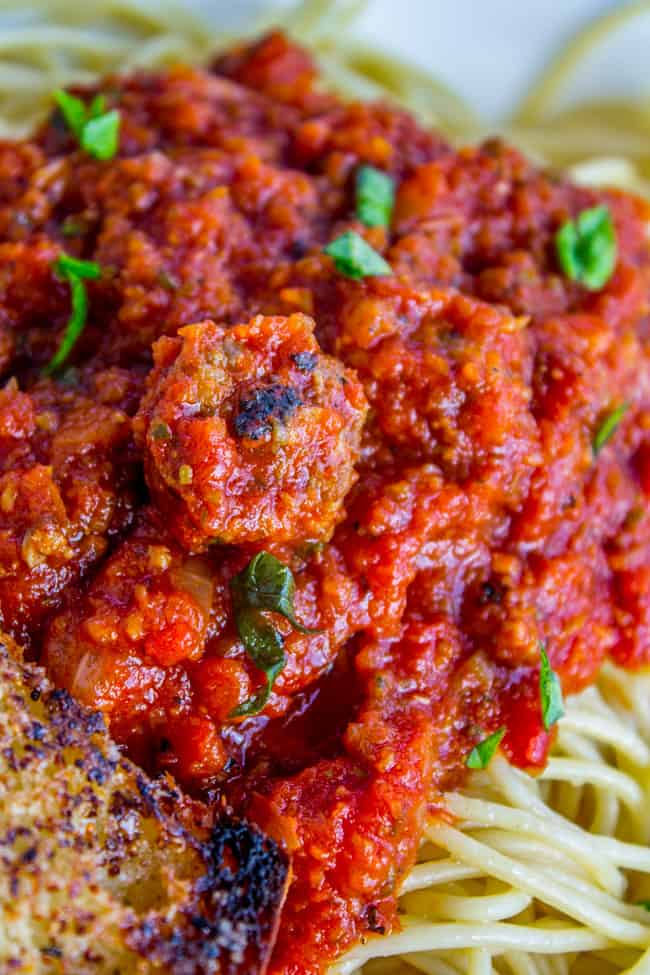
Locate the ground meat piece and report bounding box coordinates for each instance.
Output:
[213,31,321,107]
[134,314,367,550]
[215,32,448,180]
[335,465,499,640]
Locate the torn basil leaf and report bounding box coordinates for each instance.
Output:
[555,205,616,291]
[466,727,506,770]
[356,165,395,228]
[324,230,392,280]
[43,253,102,376]
[539,642,565,731]
[593,403,629,455]
[231,551,320,635]
[230,552,320,717]
[53,88,120,161]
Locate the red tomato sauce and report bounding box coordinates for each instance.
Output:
[1,31,650,975]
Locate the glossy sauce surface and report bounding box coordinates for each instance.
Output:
[1,33,650,975]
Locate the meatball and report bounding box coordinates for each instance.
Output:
[335,279,539,506]
[134,313,367,550]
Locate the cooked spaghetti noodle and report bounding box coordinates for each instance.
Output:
[334,665,650,975]
[1,2,650,974]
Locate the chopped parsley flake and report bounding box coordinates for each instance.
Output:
[466,727,506,770]
[324,230,392,280]
[593,403,629,455]
[356,165,395,228]
[43,253,101,376]
[151,421,172,441]
[555,205,617,291]
[539,642,565,731]
[54,89,120,161]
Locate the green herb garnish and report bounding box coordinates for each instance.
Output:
[151,421,172,440]
[54,89,120,161]
[230,552,320,718]
[466,727,506,770]
[324,230,392,280]
[593,403,629,455]
[54,89,87,139]
[356,165,395,228]
[44,253,101,376]
[55,253,102,281]
[637,901,650,911]
[555,205,617,291]
[539,642,565,731]
[230,612,286,718]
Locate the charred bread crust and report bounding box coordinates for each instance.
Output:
[0,641,288,974]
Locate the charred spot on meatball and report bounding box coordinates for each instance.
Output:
[233,383,302,440]
[290,352,317,373]
[134,314,368,551]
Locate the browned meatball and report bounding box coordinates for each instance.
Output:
[134,313,367,550]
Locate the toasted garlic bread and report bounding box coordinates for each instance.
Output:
[0,640,288,974]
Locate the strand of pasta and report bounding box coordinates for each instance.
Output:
[0,0,215,135]
[332,918,611,974]
[557,709,650,765]
[330,916,611,975]
[428,823,650,946]
[334,663,650,975]
[511,0,650,125]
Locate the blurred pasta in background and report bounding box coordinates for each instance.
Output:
[0,0,649,194]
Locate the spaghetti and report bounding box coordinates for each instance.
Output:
[1,2,650,974]
[335,665,650,975]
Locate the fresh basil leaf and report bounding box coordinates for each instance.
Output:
[53,88,120,161]
[466,727,506,770]
[637,900,650,911]
[232,551,320,635]
[230,608,286,718]
[43,275,89,376]
[555,205,617,291]
[324,230,392,280]
[44,253,102,375]
[593,403,629,455]
[88,94,107,119]
[230,660,285,718]
[236,608,285,671]
[356,165,395,228]
[539,643,565,731]
[81,109,120,161]
[55,253,101,281]
[53,89,87,139]
[230,554,321,718]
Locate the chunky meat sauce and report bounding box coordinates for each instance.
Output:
[1,31,650,975]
